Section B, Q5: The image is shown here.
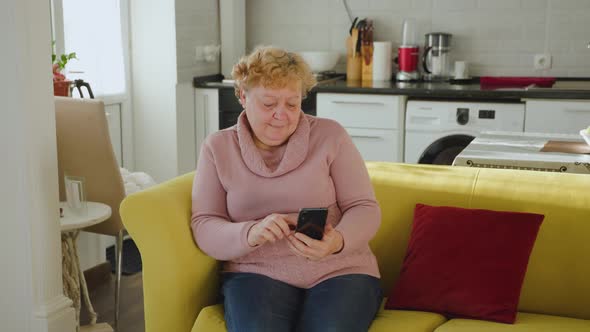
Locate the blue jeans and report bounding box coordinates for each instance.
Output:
[221,272,382,332]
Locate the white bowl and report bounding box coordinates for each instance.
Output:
[580,129,590,146]
[299,51,340,73]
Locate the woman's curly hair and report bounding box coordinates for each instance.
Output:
[232,46,317,99]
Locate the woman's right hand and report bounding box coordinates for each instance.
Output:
[247,213,296,247]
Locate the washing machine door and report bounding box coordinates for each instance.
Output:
[418,134,475,165]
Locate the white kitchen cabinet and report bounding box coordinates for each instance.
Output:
[104,103,122,166]
[346,128,400,161]
[317,93,406,162]
[194,88,219,163]
[525,99,590,135]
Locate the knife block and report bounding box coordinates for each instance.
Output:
[346,35,361,81]
[361,45,373,82]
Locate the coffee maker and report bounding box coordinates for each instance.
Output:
[422,32,452,81]
[396,19,420,81]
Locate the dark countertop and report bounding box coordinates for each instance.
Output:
[194,74,590,101]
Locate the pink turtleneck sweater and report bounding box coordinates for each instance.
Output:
[190,111,381,288]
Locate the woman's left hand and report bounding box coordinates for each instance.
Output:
[286,223,344,261]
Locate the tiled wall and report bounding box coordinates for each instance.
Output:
[246,0,590,77]
[175,0,220,83]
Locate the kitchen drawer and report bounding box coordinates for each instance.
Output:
[345,128,401,162]
[525,100,590,135]
[317,93,402,130]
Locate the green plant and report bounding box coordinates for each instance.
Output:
[51,41,77,71]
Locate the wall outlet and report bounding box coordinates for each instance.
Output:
[195,45,220,63]
[204,45,221,63]
[534,54,552,70]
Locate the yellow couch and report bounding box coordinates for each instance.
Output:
[120,162,590,332]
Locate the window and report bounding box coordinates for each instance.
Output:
[54,0,127,97]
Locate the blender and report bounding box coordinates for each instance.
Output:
[396,19,420,81]
[422,32,452,81]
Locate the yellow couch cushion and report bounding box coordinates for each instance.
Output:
[434,312,590,332]
[369,303,446,332]
[470,169,590,319]
[191,302,447,332]
[366,162,480,295]
[192,305,226,332]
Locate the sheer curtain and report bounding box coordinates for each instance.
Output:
[62,0,126,97]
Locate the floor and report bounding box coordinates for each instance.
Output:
[80,272,145,332]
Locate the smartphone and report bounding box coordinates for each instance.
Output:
[296,208,328,240]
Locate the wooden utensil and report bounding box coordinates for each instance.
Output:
[351,28,358,58]
[346,28,361,81]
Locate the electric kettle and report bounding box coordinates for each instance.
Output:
[422,32,452,81]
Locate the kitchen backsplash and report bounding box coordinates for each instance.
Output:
[176,0,220,83]
[246,0,590,77]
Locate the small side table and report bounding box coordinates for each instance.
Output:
[60,202,111,331]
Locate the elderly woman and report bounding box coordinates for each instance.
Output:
[191,46,382,332]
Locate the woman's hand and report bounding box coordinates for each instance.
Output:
[247,213,297,247]
[286,223,344,261]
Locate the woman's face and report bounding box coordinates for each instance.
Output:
[240,82,302,150]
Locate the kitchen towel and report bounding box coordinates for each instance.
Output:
[372,41,392,81]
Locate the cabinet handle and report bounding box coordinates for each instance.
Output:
[331,101,385,106]
[564,108,590,113]
[351,135,383,140]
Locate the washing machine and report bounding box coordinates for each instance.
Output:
[405,100,525,164]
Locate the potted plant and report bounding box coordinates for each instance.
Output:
[52,42,77,97]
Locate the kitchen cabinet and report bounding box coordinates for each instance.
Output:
[317,93,406,162]
[194,88,219,163]
[525,99,590,135]
[104,104,122,166]
[195,88,220,137]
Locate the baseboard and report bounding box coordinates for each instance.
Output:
[83,262,112,293]
[80,322,113,332]
[31,295,76,332]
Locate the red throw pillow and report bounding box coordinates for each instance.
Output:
[385,204,544,324]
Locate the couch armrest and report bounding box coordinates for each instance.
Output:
[120,172,220,332]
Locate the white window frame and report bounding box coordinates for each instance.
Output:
[50,0,132,104]
[50,0,135,170]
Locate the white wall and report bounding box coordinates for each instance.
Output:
[131,0,220,182]
[130,0,179,182]
[175,0,220,83]
[246,0,590,77]
[0,0,75,331]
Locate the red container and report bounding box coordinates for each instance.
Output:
[398,46,419,72]
[480,76,556,88]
